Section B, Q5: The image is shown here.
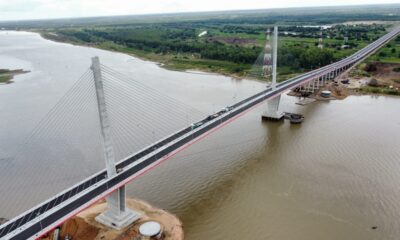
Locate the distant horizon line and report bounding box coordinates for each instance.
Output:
[1,2,399,23]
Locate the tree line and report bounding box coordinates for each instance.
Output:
[58,27,336,70]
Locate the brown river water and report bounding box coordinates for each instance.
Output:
[0,31,400,239]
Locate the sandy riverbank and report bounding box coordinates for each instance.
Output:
[40,198,183,240]
[289,61,400,102]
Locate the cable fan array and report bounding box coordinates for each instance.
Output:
[0,64,206,220]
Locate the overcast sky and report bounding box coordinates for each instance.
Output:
[0,0,399,21]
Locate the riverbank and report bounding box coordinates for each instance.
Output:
[288,61,400,101]
[0,69,29,84]
[39,30,400,97]
[39,198,183,240]
[293,61,400,100]
[39,31,251,79]
[346,62,400,96]
[0,218,7,225]
[34,31,325,82]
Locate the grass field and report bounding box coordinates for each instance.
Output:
[366,37,400,63]
[0,75,11,83]
[0,70,12,83]
[360,86,400,95]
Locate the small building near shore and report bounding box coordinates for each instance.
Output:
[198,31,208,37]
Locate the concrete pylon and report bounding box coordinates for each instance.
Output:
[271,26,278,90]
[262,26,284,121]
[263,95,283,120]
[91,56,140,229]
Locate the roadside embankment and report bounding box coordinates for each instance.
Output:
[40,198,184,240]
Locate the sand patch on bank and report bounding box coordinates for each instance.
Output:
[40,198,183,240]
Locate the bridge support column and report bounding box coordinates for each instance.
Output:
[262,94,284,121]
[308,82,312,92]
[315,78,320,90]
[96,187,140,230]
[91,56,140,230]
[262,26,284,121]
[310,81,315,93]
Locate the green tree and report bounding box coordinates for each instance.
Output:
[378,51,387,57]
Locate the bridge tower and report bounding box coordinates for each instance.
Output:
[262,28,273,78]
[262,26,284,121]
[318,30,324,49]
[91,56,140,229]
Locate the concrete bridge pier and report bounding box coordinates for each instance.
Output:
[298,80,315,94]
[305,77,323,93]
[91,56,140,230]
[310,80,314,90]
[262,26,284,121]
[262,94,284,121]
[310,80,315,92]
[323,74,327,85]
[304,82,311,93]
[314,79,318,90]
[330,70,335,80]
[310,80,317,92]
[96,187,140,230]
[314,78,320,90]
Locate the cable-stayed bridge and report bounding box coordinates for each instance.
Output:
[1,26,399,240]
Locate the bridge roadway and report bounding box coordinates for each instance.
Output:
[1,26,399,240]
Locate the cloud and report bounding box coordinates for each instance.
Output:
[0,0,399,21]
[0,0,40,12]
